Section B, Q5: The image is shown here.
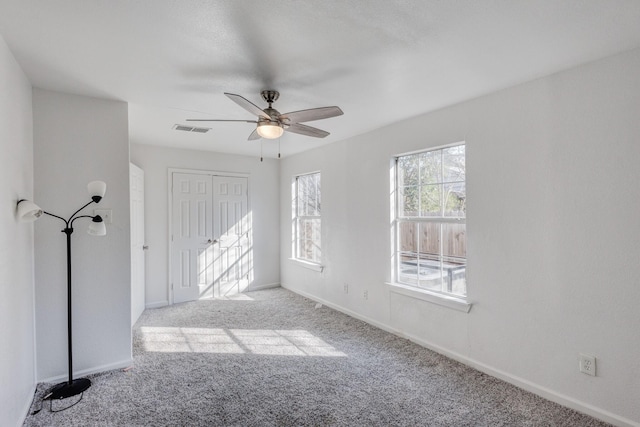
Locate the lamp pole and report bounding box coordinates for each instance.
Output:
[64,226,74,388]
[43,200,104,400]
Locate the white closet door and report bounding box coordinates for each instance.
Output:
[171,173,213,304]
[212,176,249,298]
[170,173,249,303]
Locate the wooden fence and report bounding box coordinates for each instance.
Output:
[398,221,466,260]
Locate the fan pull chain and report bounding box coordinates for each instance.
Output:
[278,137,281,159]
[260,140,264,162]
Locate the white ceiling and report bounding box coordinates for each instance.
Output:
[2,1,640,158]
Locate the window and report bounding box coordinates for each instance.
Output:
[395,144,466,297]
[295,172,321,264]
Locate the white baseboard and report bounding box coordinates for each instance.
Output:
[39,358,133,384]
[281,285,403,339]
[281,284,639,427]
[18,383,37,427]
[249,282,280,291]
[146,300,168,309]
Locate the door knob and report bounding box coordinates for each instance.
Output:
[142,245,149,250]
[207,239,218,244]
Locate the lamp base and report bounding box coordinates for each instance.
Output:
[49,378,91,400]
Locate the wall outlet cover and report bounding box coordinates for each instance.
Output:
[579,353,596,376]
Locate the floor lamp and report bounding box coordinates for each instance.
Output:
[17,181,107,405]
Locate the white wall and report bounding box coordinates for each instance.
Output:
[0,35,36,427]
[130,144,280,307]
[280,48,640,426]
[33,89,132,381]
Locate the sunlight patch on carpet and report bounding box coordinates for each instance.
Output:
[139,327,346,357]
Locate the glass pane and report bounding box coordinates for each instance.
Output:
[416,258,444,292]
[443,182,466,217]
[400,186,418,217]
[398,155,419,187]
[417,222,443,292]
[398,221,417,253]
[443,145,465,183]
[306,176,315,215]
[306,184,315,216]
[298,218,321,262]
[314,173,321,215]
[420,150,442,185]
[398,253,419,286]
[297,173,321,216]
[297,176,307,216]
[442,223,466,296]
[308,242,321,264]
[419,184,441,217]
[418,222,440,260]
[442,223,466,259]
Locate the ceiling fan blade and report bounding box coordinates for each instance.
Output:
[285,123,330,138]
[279,106,343,124]
[225,93,270,119]
[186,119,258,123]
[248,129,261,140]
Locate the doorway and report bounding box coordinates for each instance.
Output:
[170,171,250,303]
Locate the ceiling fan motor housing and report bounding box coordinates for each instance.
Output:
[263,107,282,121]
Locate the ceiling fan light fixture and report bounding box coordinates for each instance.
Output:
[186,91,343,140]
[256,121,284,139]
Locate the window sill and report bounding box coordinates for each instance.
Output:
[386,282,472,313]
[289,258,324,272]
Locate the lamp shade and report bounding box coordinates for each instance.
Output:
[87,216,106,236]
[256,121,284,139]
[88,181,107,202]
[17,199,43,222]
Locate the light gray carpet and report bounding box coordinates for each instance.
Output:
[24,288,610,426]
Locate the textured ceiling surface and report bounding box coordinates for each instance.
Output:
[2,1,640,158]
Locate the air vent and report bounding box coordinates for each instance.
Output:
[173,124,210,133]
[191,127,210,133]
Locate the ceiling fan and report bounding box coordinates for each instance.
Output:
[187,90,343,140]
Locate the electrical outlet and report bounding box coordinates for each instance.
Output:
[343,283,349,294]
[363,290,368,300]
[579,354,596,376]
[94,209,113,224]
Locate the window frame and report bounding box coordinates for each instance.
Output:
[293,171,322,266]
[391,143,469,310]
